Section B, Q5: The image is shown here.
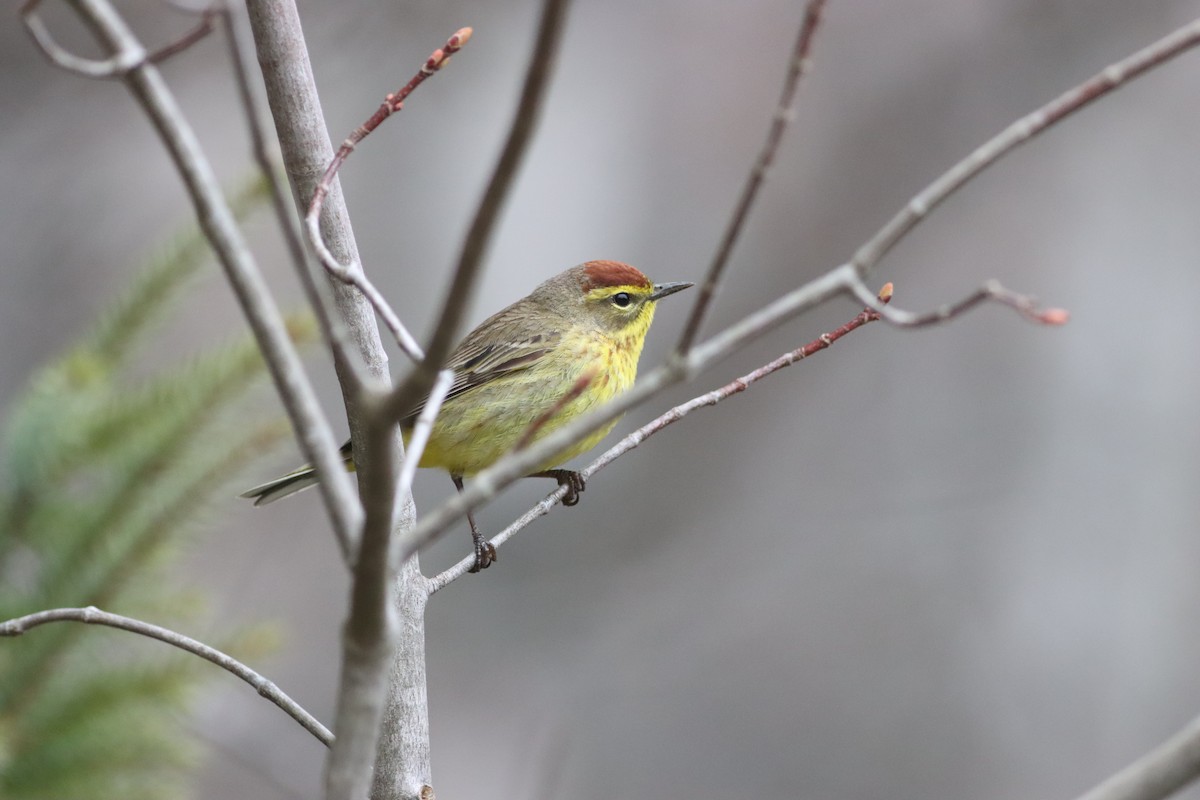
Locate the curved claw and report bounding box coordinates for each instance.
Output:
[559,472,585,506]
[530,469,586,506]
[469,540,497,573]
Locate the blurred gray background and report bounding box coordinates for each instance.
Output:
[4,0,1200,797]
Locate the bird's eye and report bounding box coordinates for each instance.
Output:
[611,292,632,308]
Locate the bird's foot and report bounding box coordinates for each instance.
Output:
[532,469,586,506]
[468,537,497,573]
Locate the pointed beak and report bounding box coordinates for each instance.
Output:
[649,281,694,302]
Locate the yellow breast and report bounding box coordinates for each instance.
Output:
[412,328,644,476]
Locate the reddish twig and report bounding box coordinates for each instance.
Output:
[22,0,220,74]
[423,9,1200,541]
[845,273,1069,328]
[429,284,892,593]
[676,0,828,354]
[783,17,1200,336]
[216,4,359,373]
[375,4,571,788]
[146,6,217,63]
[390,0,571,425]
[304,28,473,362]
[514,369,597,452]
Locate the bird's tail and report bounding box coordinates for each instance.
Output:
[241,441,355,506]
[239,466,320,506]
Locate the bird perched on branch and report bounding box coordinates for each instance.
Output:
[242,260,692,572]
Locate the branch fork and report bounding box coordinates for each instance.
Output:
[302,27,474,364]
[17,3,1200,800]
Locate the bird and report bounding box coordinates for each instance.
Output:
[241,260,692,572]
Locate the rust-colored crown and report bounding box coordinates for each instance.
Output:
[579,260,652,291]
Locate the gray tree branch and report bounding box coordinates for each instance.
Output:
[1072,714,1200,800]
[19,4,1200,800]
[219,2,360,374]
[429,283,892,593]
[850,16,1200,279]
[241,3,427,798]
[400,13,1200,568]
[376,1,571,796]
[676,0,828,353]
[21,0,363,558]
[0,607,333,746]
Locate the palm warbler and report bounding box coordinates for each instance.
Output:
[242,260,692,570]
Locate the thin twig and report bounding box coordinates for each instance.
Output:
[401,16,1200,558]
[514,369,596,452]
[371,3,572,790]
[429,283,892,593]
[845,273,1069,327]
[243,0,396,404]
[22,0,142,77]
[396,265,911,568]
[676,0,828,354]
[218,1,358,372]
[385,0,571,423]
[429,284,892,592]
[388,0,571,543]
[334,271,424,363]
[1072,713,1200,800]
[304,29,475,362]
[0,607,333,746]
[146,7,217,63]
[851,16,1200,278]
[241,3,444,795]
[38,0,363,559]
[395,369,454,507]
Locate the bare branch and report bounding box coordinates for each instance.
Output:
[45,0,362,558]
[217,2,360,373]
[25,0,217,70]
[342,271,425,363]
[395,370,454,508]
[1072,713,1200,800]
[428,283,891,593]
[244,0,395,408]
[146,6,217,64]
[22,0,139,77]
[0,607,333,746]
[385,0,572,423]
[514,369,597,452]
[851,16,1200,278]
[845,273,1069,327]
[304,28,475,362]
[240,4,447,796]
[356,5,571,795]
[407,263,1063,575]
[323,400,402,800]
[402,16,1200,558]
[367,557,433,800]
[356,3,570,790]
[401,264,847,564]
[676,0,828,354]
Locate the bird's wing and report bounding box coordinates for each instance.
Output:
[400,304,564,426]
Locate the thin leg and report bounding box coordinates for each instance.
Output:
[453,474,495,572]
[528,469,586,506]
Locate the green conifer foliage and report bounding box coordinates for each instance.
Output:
[0,181,312,799]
